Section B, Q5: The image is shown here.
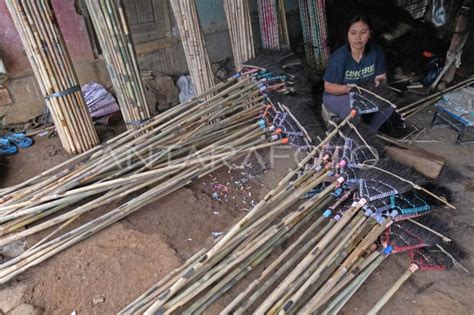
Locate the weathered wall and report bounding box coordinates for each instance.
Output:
[135,0,233,75]
[0,0,300,125]
[0,0,95,76]
[0,0,104,126]
[0,59,111,126]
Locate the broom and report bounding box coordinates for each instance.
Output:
[367,244,465,314]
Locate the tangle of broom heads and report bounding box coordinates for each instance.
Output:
[0,68,309,285]
[243,50,327,141]
[365,243,466,315]
[320,214,465,315]
[118,55,459,314]
[120,109,459,314]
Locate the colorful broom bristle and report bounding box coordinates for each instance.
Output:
[387,219,447,253]
[409,245,463,271]
[389,192,432,220]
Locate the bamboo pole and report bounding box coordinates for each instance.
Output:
[322,250,388,314]
[231,189,356,314]
[222,196,335,314]
[398,76,474,113]
[279,213,371,314]
[367,263,419,315]
[256,198,367,313]
[301,218,393,312]
[186,196,327,314]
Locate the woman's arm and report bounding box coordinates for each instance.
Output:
[374,45,387,87]
[375,74,387,87]
[324,81,352,95]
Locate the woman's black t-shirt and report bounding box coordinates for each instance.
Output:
[323,43,386,85]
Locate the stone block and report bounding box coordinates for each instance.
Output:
[0,283,27,313]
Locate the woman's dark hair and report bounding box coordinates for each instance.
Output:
[346,15,373,33]
[346,15,373,53]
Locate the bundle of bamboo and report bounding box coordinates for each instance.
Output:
[298,0,330,71]
[223,0,256,68]
[84,0,150,130]
[170,0,216,95]
[0,74,299,285]
[6,0,99,154]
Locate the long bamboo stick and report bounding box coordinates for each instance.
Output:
[367,263,419,315]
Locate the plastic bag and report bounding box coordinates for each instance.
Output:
[177,75,196,103]
[432,0,447,27]
[442,85,474,113]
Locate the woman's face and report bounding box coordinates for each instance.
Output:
[347,21,371,51]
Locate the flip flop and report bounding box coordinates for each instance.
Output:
[1,132,33,148]
[0,138,18,156]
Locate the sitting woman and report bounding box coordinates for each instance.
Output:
[323,15,394,132]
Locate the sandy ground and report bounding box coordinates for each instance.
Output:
[0,106,473,314]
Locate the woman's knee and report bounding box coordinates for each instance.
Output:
[323,94,351,117]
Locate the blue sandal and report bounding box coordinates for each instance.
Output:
[0,138,18,156]
[1,132,33,148]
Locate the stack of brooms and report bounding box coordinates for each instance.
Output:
[6,0,99,154]
[85,0,151,130]
[0,73,299,285]
[298,0,330,71]
[256,0,291,51]
[120,86,458,314]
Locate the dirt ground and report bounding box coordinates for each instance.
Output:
[0,105,474,314]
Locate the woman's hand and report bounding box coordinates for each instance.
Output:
[324,81,353,95]
[374,74,387,87]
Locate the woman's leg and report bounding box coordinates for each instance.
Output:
[323,94,352,118]
[368,106,395,131]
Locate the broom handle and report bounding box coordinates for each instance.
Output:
[367,263,419,315]
[323,253,386,315]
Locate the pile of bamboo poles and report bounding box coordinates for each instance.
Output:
[258,0,280,50]
[398,76,474,119]
[6,0,99,154]
[121,113,454,313]
[0,76,291,284]
[223,0,256,68]
[171,0,215,95]
[85,0,150,130]
[298,0,330,71]
[277,0,291,48]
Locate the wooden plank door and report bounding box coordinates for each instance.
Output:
[122,0,171,43]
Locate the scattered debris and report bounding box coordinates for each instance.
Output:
[92,295,105,305]
[211,232,224,238]
[0,240,26,260]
